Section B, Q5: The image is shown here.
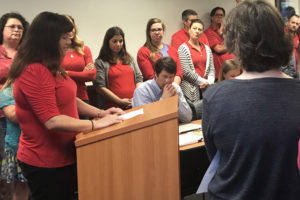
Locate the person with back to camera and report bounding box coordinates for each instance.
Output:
[61,15,96,118]
[93,26,143,110]
[178,19,215,120]
[0,12,30,200]
[9,12,124,200]
[137,18,183,84]
[218,59,241,82]
[202,1,300,199]
[171,9,209,49]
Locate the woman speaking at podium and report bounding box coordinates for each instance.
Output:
[9,12,124,200]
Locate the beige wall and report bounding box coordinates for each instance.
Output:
[1,0,239,60]
[1,0,285,60]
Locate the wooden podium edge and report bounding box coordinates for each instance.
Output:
[75,96,179,147]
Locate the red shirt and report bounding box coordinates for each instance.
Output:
[171,28,209,49]
[106,62,136,109]
[186,42,207,77]
[205,25,235,78]
[0,45,14,118]
[285,27,299,67]
[14,63,78,168]
[137,45,183,81]
[61,46,96,100]
[293,34,299,66]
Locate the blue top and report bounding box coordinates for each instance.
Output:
[132,78,192,122]
[160,44,169,57]
[0,85,21,154]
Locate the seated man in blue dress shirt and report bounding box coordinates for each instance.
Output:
[132,57,192,122]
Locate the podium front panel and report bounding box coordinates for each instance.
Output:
[76,118,180,200]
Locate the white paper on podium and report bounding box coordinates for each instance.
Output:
[179,123,202,133]
[179,132,203,146]
[120,108,144,120]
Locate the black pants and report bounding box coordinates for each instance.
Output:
[19,161,77,200]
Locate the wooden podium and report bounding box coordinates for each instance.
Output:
[75,96,180,200]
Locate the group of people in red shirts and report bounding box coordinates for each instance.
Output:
[1,2,300,200]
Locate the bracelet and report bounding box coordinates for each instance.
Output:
[90,120,94,131]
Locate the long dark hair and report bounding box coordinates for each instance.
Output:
[9,12,73,81]
[0,12,29,44]
[97,26,132,65]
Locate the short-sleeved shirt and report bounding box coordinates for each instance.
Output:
[171,28,209,49]
[0,85,21,154]
[14,63,78,168]
[205,25,235,78]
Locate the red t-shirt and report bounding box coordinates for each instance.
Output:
[293,32,299,67]
[106,62,136,109]
[0,45,14,118]
[61,46,96,100]
[285,27,299,69]
[137,45,183,81]
[205,25,235,78]
[186,42,207,77]
[171,28,209,49]
[14,63,78,168]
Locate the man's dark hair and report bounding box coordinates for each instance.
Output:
[210,7,225,17]
[154,57,177,75]
[182,9,198,21]
[287,13,300,21]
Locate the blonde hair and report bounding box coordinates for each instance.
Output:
[218,59,240,82]
[0,78,13,92]
[65,15,85,55]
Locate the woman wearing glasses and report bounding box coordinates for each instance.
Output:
[204,7,235,79]
[137,18,182,84]
[0,12,29,200]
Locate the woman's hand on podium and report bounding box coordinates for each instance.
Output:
[93,114,124,129]
[100,107,125,117]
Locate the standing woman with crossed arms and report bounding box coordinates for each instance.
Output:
[61,15,96,118]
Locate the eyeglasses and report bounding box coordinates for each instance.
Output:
[214,14,224,17]
[5,25,24,31]
[150,28,163,33]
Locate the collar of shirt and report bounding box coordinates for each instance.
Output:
[150,78,162,100]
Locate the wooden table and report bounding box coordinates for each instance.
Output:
[179,120,209,197]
